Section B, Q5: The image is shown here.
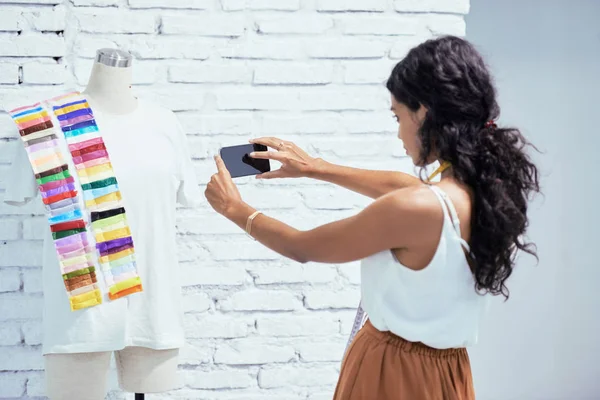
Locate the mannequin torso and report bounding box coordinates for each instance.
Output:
[4,47,201,398]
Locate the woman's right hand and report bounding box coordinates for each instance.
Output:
[249,137,321,179]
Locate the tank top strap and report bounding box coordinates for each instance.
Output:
[428,185,470,252]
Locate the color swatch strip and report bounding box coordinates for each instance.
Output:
[9,102,102,311]
[50,92,143,301]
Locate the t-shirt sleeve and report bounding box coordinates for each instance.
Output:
[3,141,38,206]
[174,116,203,208]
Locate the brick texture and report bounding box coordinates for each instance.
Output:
[0,0,468,397]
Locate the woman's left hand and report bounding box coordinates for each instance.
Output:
[205,155,243,216]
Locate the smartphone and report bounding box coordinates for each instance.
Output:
[220,144,270,178]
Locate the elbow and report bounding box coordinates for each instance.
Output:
[289,250,309,264]
[296,256,309,264]
[284,231,310,264]
[288,242,310,264]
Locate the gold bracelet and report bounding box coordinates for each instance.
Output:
[245,211,262,239]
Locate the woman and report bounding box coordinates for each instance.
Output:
[205,36,540,399]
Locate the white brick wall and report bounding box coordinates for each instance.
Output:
[0,0,468,398]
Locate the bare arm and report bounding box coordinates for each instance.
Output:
[310,159,421,199]
[225,188,435,264]
[250,137,421,199]
[205,155,437,265]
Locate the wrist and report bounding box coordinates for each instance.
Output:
[224,200,253,220]
[308,158,329,179]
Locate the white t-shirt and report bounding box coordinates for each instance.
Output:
[3,98,202,355]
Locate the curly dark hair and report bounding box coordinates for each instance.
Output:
[386,36,540,299]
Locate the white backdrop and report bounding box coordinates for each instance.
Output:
[466,0,600,399]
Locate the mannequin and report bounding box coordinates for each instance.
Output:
[84,48,144,400]
[4,48,202,399]
[83,48,138,115]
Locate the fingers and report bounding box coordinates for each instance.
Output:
[249,151,286,162]
[256,170,285,179]
[250,137,288,150]
[214,155,231,177]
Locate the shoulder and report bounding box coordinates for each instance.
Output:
[360,185,444,248]
[138,99,186,143]
[139,99,178,123]
[368,185,443,230]
[379,185,442,218]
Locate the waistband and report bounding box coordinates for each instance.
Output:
[362,320,467,359]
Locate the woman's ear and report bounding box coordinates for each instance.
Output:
[410,104,428,126]
[417,104,428,121]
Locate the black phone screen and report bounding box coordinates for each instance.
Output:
[220,144,271,178]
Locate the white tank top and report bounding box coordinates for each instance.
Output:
[359,185,488,349]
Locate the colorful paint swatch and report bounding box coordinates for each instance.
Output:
[50,92,143,302]
[8,101,102,311]
[8,92,144,311]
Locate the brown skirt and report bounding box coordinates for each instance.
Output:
[333,320,475,400]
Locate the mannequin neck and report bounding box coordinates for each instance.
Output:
[83,62,137,115]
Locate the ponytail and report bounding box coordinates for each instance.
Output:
[448,124,539,297]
